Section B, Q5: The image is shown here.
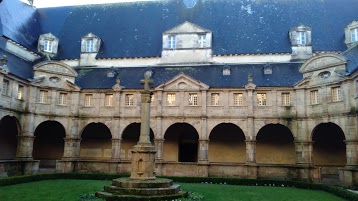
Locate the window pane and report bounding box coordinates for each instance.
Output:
[332,87,342,102]
[234,93,243,106]
[310,90,318,104]
[211,93,220,106]
[282,93,290,106]
[125,94,134,106]
[17,85,23,99]
[189,93,198,106]
[39,90,48,103]
[59,93,67,105]
[85,94,92,107]
[105,94,113,106]
[167,93,176,106]
[2,80,9,95]
[257,93,267,106]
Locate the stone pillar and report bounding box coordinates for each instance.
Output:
[111,138,122,161]
[16,135,35,159]
[198,139,209,163]
[63,138,81,159]
[154,139,164,161]
[245,139,256,163]
[294,141,313,165]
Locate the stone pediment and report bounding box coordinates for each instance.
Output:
[155,73,209,91]
[299,54,346,73]
[164,21,210,34]
[34,61,78,77]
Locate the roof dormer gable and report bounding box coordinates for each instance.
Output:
[81,33,101,53]
[37,33,59,57]
[164,21,210,34]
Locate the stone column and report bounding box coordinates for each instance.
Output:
[154,139,164,161]
[345,140,358,167]
[294,141,313,165]
[198,139,209,163]
[111,138,121,160]
[16,135,35,159]
[63,138,81,159]
[245,139,256,163]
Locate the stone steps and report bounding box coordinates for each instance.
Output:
[104,184,180,196]
[95,191,188,201]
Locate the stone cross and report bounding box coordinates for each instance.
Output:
[140,75,153,92]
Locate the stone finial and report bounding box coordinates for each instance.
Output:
[0,55,7,66]
[248,73,253,83]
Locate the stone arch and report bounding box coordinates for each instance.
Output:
[80,122,112,159]
[121,123,155,160]
[208,123,246,163]
[311,122,346,167]
[33,121,66,168]
[163,123,199,162]
[256,124,295,164]
[0,116,20,160]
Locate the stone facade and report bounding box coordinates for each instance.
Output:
[0,0,358,188]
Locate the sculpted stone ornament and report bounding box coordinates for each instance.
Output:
[96,75,187,201]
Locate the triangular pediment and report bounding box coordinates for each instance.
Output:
[164,21,211,34]
[299,54,346,73]
[156,73,209,91]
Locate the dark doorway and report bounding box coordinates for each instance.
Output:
[209,123,245,163]
[80,123,112,159]
[121,123,154,160]
[256,124,295,164]
[0,116,20,160]
[164,123,199,162]
[33,121,65,168]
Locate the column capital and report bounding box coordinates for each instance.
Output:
[17,135,35,140]
[294,140,313,145]
[154,139,164,142]
[199,139,209,142]
[64,137,81,142]
[112,138,122,142]
[344,140,358,144]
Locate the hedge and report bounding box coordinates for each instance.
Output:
[1,173,358,201]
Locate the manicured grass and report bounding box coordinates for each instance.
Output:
[0,179,346,201]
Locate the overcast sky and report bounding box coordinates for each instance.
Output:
[30,0,155,8]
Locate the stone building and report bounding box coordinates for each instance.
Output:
[0,0,358,187]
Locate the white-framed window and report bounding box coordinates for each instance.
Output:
[85,39,95,52]
[189,93,198,106]
[39,90,48,103]
[105,94,113,106]
[257,93,267,106]
[281,93,290,106]
[59,92,67,105]
[17,85,24,100]
[167,93,176,106]
[198,34,206,48]
[310,90,319,105]
[352,28,358,42]
[168,35,176,49]
[234,93,243,106]
[84,94,92,107]
[297,31,306,45]
[211,93,220,106]
[331,87,342,102]
[44,39,53,52]
[125,94,134,106]
[2,79,9,95]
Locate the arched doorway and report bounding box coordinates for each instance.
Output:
[208,123,245,163]
[80,123,112,159]
[0,116,20,160]
[33,121,65,168]
[164,123,199,162]
[256,124,295,164]
[121,123,154,160]
[312,123,346,177]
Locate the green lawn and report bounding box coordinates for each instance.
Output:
[0,179,346,201]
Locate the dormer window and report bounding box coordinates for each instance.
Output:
[168,35,176,49]
[38,33,59,55]
[263,64,272,74]
[223,65,230,75]
[345,21,358,48]
[198,34,206,48]
[289,25,311,47]
[352,28,358,42]
[81,33,101,53]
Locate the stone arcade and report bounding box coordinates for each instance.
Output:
[0,0,358,188]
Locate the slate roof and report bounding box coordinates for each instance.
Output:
[342,44,358,74]
[75,63,302,89]
[35,0,358,59]
[0,0,41,50]
[0,40,34,80]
